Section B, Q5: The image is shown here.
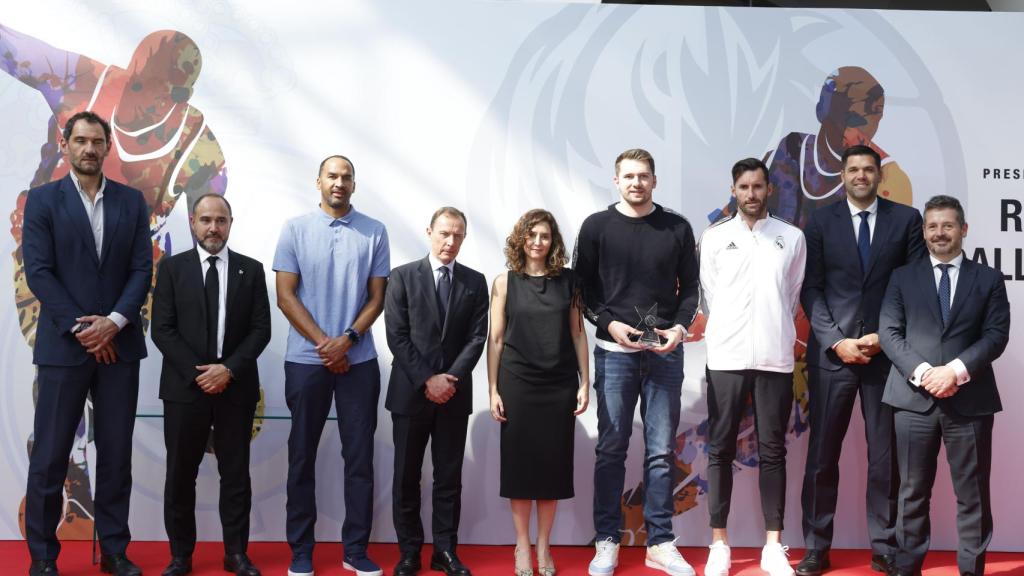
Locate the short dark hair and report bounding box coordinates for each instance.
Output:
[430,206,468,229]
[731,157,770,184]
[318,154,355,178]
[615,148,655,175]
[923,194,965,226]
[841,144,881,170]
[63,111,111,143]
[191,193,232,217]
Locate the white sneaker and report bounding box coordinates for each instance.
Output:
[704,541,731,576]
[589,537,620,576]
[760,543,795,576]
[646,540,696,576]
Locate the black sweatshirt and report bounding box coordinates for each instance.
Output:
[573,203,700,344]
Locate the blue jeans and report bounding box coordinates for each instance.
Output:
[592,347,683,546]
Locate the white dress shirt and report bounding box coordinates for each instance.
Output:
[197,245,229,358]
[848,197,877,243]
[428,253,455,289]
[69,171,127,330]
[909,252,970,387]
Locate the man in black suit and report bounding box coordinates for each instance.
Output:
[880,195,1009,576]
[797,145,926,576]
[151,193,271,576]
[22,111,152,576]
[384,207,489,576]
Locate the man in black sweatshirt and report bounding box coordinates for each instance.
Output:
[573,148,700,576]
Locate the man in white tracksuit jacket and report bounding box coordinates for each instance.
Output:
[698,157,806,576]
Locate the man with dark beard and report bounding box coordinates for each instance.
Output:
[151,193,271,576]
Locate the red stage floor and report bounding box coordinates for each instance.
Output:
[4,541,1023,575]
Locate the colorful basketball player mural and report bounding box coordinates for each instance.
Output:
[1,23,228,540]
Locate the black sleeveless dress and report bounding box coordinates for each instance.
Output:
[498,269,579,499]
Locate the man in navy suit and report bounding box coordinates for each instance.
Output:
[384,207,488,576]
[880,195,1009,576]
[22,111,152,576]
[797,145,926,576]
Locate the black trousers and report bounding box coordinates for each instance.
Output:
[893,406,993,576]
[801,363,898,554]
[391,405,469,556]
[706,369,793,531]
[26,361,139,560]
[163,394,255,557]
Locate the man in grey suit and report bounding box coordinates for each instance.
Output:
[879,195,1010,576]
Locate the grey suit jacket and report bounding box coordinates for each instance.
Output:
[879,255,1010,417]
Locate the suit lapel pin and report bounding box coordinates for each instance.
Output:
[239,269,244,274]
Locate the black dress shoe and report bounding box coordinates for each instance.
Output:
[870,554,896,575]
[28,560,59,576]
[394,554,422,576]
[795,549,831,576]
[430,550,471,576]
[100,553,142,576]
[161,556,191,576]
[224,553,261,576]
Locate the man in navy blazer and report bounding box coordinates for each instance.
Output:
[880,195,1009,576]
[384,207,488,576]
[22,111,152,576]
[797,145,926,576]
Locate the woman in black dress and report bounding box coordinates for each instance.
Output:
[487,209,590,576]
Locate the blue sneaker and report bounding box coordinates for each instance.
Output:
[289,552,314,576]
[343,555,384,576]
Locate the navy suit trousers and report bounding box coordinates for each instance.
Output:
[25,360,139,560]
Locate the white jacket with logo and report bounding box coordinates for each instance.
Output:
[698,213,806,373]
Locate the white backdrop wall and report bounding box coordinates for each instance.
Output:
[0,0,1021,551]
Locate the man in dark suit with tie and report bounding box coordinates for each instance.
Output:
[151,193,271,576]
[879,195,1009,576]
[384,207,489,576]
[22,111,152,576]
[797,145,927,576]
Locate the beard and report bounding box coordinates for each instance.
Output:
[738,200,765,219]
[199,235,225,254]
[71,156,103,176]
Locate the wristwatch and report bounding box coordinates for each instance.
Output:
[343,327,361,343]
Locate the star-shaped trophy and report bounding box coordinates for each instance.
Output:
[632,303,667,348]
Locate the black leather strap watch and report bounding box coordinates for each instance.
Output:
[343,327,361,344]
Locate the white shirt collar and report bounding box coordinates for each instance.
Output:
[69,170,107,201]
[847,197,878,217]
[197,243,228,263]
[930,251,964,269]
[732,213,771,232]
[428,253,454,274]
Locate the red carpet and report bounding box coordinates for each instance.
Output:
[4,541,1023,575]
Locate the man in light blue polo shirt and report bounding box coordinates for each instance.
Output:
[273,154,390,576]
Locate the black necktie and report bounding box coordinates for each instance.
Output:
[857,210,871,273]
[938,263,952,328]
[437,265,451,325]
[205,255,220,360]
